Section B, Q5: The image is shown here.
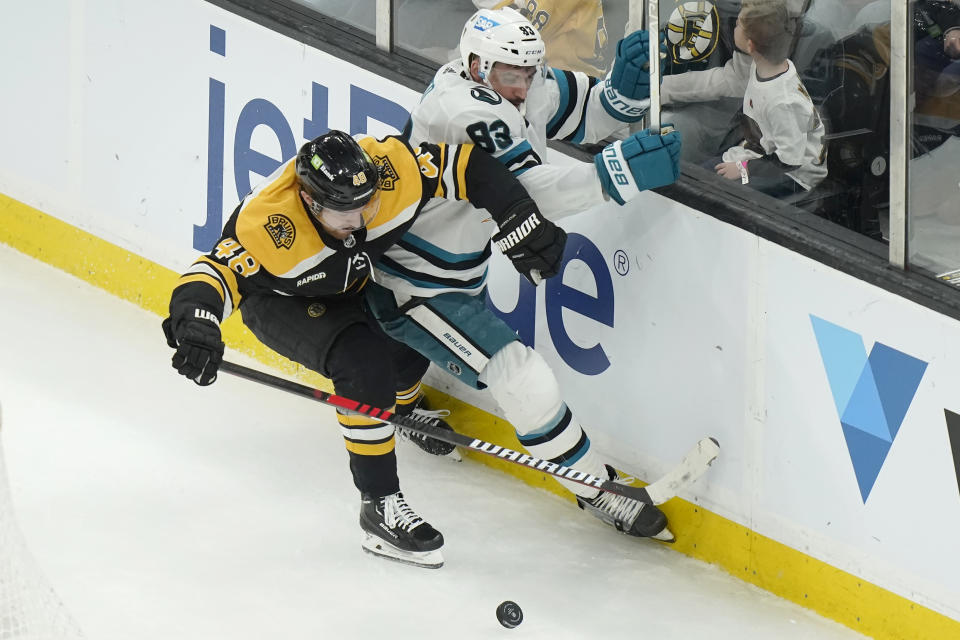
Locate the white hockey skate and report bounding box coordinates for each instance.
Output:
[577,465,675,543]
[359,491,444,569]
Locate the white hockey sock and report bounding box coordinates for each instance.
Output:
[553,445,605,500]
[480,343,606,500]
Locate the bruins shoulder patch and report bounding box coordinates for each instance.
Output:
[264,214,296,249]
[373,154,400,190]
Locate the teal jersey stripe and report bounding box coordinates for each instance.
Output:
[546,68,573,135]
[401,232,487,264]
[377,260,489,290]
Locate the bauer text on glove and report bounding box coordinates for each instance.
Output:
[594,127,682,205]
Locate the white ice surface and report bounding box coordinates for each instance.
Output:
[0,242,865,639]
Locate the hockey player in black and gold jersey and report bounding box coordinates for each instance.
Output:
[162,130,566,568]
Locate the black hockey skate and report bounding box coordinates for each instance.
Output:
[394,395,461,460]
[577,465,675,543]
[360,491,444,568]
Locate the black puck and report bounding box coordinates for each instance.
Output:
[496,600,523,628]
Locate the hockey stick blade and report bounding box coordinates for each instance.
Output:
[638,437,720,505]
[219,361,718,504]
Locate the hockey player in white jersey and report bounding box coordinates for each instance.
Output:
[365,7,682,542]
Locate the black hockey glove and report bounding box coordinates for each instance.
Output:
[492,200,567,285]
[162,309,224,386]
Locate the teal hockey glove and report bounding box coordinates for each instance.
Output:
[594,127,682,205]
[609,30,667,100]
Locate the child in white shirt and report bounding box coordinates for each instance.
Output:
[663,0,827,196]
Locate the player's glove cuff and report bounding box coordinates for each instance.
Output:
[595,127,682,205]
[599,73,650,123]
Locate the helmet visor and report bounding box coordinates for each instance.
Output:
[316,190,381,233]
[488,63,540,89]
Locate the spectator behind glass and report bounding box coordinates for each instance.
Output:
[948,22,960,57]
[901,1,960,276]
[661,0,826,197]
[913,0,960,144]
[847,1,959,130]
[475,0,612,76]
[659,1,836,166]
[710,0,826,197]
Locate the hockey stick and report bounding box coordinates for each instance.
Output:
[219,360,720,505]
[646,0,662,131]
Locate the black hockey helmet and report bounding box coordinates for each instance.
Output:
[295,131,380,212]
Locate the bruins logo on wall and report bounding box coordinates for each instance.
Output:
[264,214,296,249]
[666,1,720,64]
[373,155,399,190]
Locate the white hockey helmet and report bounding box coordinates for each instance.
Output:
[459,7,546,83]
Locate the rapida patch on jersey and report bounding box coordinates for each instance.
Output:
[264,214,296,249]
[297,272,327,287]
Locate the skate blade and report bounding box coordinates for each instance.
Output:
[400,440,462,461]
[606,467,677,542]
[652,525,676,543]
[360,532,444,569]
[397,430,462,461]
[421,444,462,461]
[578,499,675,543]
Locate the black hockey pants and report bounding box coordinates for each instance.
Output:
[241,293,430,498]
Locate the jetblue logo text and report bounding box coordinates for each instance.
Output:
[199,25,410,251]
[487,233,614,376]
[202,26,615,378]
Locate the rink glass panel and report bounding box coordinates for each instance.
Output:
[289,0,375,35]
[906,0,960,285]
[246,0,960,299]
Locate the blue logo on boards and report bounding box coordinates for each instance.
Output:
[487,233,614,376]
[203,25,616,379]
[201,25,410,252]
[810,315,927,502]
